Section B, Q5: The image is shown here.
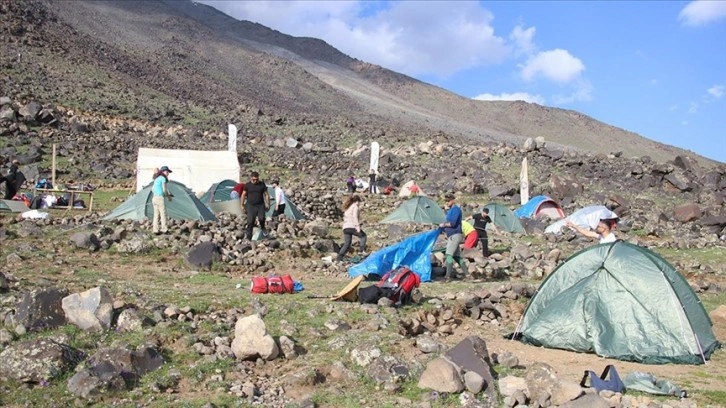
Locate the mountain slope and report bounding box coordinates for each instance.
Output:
[1,0,716,164]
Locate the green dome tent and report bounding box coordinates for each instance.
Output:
[200,180,306,221]
[483,203,526,234]
[515,241,720,364]
[103,180,217,222]
[380,196,445,225]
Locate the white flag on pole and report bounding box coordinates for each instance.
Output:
[228,124,238,152]
[520,157,530,205]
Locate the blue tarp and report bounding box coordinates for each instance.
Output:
[348,229,440,282]
[514,195,563,219]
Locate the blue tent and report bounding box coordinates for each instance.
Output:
[514,195,564,219]
[348,229,439,282]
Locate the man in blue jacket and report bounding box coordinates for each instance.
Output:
[439,193,468,280]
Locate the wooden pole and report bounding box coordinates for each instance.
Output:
[52,144,56,189]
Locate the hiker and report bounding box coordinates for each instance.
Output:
[152,165,173,234]
[271,178,286,217]
[438,193,468,279]
[462,220,478,249]
[336,194,367,261]
[469,208,498,257]
[230,181,245,199]
[346,175,356,193]
[240,171,270,240]
[383,183,394,195]
[409,182,420,196]
[567,218,617,243]
[368,168,377,194]
[4,159,21,199]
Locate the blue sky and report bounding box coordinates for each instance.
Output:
[199,1,726,163]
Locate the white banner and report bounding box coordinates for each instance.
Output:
[520,157,530,205]
[228,124,238,152]
[369,141,380,173]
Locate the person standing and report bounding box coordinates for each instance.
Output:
[346,175,356,193]
[470,208,497,257]
[438,193,468,279]
[271,178,286,217]
[567,218,618,243]
[230,181,245,199]
[337,195,367,261]
[152,166,173,234]
[462,220,479,250]
[368,169,377,194]
[4,159,20,199]
[240,171,270,240]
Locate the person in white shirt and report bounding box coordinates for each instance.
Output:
[566,218,618,244]
[271,178,287,217]
[336,195,367,261]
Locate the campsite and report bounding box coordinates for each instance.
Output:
[1,1,726,407]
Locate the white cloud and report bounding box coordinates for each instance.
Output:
[707,85,724,98]
[682,120,689,126]
[687,102,699,114]
[473,92,545,104]
[669,104,678,111]
[550,80,593,105]
[679,1,726,26]
[199,1,510,78]
[509,25,536,56]
[519,49,585,84]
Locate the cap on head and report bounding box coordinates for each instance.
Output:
[159,165,172,173]
[272,178,280,185]
[444,193,455,201]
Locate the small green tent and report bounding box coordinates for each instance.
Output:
[515,241,720,364]
[483,203,526,234]
[201,180,305,220]
[103,180,217,222]
[199,179,237,203]
[380,196,445,225]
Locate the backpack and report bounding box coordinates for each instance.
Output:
[377,266,421,305]
[250,275,295,294]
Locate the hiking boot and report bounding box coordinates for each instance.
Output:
[444,263,454,280]
[459,260,469,276]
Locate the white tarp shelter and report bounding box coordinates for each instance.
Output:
[136,148,240,193]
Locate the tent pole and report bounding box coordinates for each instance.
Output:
[51,144,56,188]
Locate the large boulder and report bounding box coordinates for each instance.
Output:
[231,315,279,361]
[15,287,69,332]
[62,287,114,331]
[0,336,83,382]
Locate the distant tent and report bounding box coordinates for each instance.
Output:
[267,186,305,220]
[348,229,439,282]
[200,180,305,220]
[514,195,564,220]
[199,179,237,203]
[545,205,618,234]
[398,180,425,197]
[483,203,526,234]
[103,180,217,222]
[0,199,30,213]
[515,241,720,364]
[380,196,445,225]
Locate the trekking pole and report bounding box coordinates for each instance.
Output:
[306,295,334,299]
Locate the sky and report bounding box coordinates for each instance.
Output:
[199,1,726,163]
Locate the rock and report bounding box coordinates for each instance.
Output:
[116,308,154,332]
[350,345,382,367]
[464,370,485,393]
[444,336,497,406]
[710,305,726,324]
[230,314,279,361]
[69,231,100,251]
[559,393,611,408]
[525,362,559,405]
[673,203,701,223]
[523,138,536,152]
[15,287,69,332]
[0,336,83,382]
[67,345,164,398]
[187,241,219,269]
[498,375,528,397]
[417,357,463,393]
[415,336,441,354]
[62,286,114,331]
[551,379,584,405]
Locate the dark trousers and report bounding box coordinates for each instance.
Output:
[477,230,490,256]
[369,176,376,193]
[245,204,266,239]
[4,181,17,200]
[337,228,367,259]
[273,203,286,217]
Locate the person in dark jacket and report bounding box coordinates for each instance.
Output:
[4,159,20,199]
[240,171,270,240]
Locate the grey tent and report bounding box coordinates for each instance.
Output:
[482,203,526,234]
[545,205,618,234]
[515,241,719,364]
[103,180,216,222]
[380,196,445,225]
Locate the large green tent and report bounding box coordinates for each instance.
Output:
[515,241,720,364]
[380,196,445,225]
[103,180,217,222]
[483,203,526,234]
[200,180,305,220]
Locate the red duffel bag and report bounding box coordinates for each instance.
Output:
[250,275,295,294]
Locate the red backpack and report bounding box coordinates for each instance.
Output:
[377,266,421,305]
[251,275,295,294]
